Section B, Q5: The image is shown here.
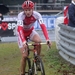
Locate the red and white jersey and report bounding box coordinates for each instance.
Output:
[17,11,49,44]
[17,11,44,30]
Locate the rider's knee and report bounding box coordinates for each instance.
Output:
[37,40,41,43]
[22,54,28,59]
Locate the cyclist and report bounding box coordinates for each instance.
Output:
[16,0,52,75]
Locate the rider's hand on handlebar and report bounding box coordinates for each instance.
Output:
[23,43,27,49]
[46,40,52,48]
[22,41,27,53]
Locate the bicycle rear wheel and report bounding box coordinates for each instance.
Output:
[32,56,45,75]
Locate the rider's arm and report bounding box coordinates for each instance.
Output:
[39,19,52,47]
[36,12,50,40]
[38,17,50,40]
[40,23,49,40]
[17,12,26,44]
[17,18,26,45]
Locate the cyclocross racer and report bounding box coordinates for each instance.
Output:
[16,0,52,75]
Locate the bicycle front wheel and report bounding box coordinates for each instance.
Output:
[25,58,32,75]
[32,56,45,75]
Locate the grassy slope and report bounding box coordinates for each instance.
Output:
[0,42,75,75]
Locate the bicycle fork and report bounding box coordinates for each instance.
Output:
[34,61,37,75]
[33,51,38,75]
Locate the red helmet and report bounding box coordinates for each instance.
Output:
[22,0,34,9]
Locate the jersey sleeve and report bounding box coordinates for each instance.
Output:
[17,13,26,44]
[37,13,50,40]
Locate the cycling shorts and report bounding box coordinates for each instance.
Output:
[17,29,39,48]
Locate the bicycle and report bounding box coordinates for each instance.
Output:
[25,38,50,75]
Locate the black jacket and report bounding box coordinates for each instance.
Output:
[68,2,75,27]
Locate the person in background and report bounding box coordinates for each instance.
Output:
[0,13,3,23]
[63,5,69,25]
[68,0,75,27]
[16,0,52,75]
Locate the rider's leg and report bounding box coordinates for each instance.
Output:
[30,30,41,55]
[31,33,41,71]
[17,35,28,75]
[32,34,41,55]
[20,47,28,75]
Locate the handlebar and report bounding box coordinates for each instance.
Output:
[28,42,46,46]
[28,42,51,51]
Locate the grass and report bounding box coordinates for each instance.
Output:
[0,42,75,75]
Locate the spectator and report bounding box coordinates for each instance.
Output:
[0,13,3,19]
[0,3,9,23]
[63,5,69,25]
[68,0,75,27]
[0,13,3,23]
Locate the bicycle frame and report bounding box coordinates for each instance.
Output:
[26,42,47,75]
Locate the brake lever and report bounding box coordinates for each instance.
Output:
[46,41,51,51]
[47,45,51,51]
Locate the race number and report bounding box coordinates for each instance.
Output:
[17,20,23,26]
[39,19,43,24]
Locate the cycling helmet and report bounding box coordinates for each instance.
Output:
[22,0,34,9]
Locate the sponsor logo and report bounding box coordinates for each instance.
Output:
[0,22,8,31]
[0,22,17,31]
